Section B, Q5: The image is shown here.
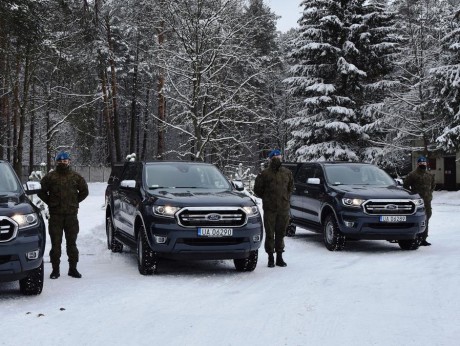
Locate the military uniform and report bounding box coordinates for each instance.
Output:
[38,165,88,275]
[403,166,435,242]
[254,158,294,259]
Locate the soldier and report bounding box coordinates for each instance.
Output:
[403,155,436,246]
[254,149,294,267]
[38,151,89,278]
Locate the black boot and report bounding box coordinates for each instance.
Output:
[68,267,82,278]
[276,252,287,267]
[420,239,431,246]
[50,267,60,279]
[267,253,275,268]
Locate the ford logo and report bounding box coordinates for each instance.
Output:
[385,204,398,210]
[207,213,221,221]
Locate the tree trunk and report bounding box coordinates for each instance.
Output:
[157,21,165,160]
[106,19,122,162]
[99,53,114,165]
[129,35,139,156]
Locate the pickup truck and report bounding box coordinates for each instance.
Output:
[284,162,426,251]
[105,161,263,274]
[0,160,46,295]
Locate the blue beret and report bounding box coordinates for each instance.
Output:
[417,156,427,163]
[55,151,70,161]
[268,149,282,158]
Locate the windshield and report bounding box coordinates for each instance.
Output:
[324,164,396,186]
[144,163,231,189]
[0,162,22,193]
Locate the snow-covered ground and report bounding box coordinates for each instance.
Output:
[1,183,459,346]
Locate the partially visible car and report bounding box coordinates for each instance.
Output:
[0,160,46,295]
[285,161,426,251]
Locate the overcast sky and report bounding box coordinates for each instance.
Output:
[266,0,301,32]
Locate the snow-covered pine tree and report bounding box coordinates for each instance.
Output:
[432,7,460,152]
[356,0,402,165]
[384,0,454,158]
[284,0,368,162]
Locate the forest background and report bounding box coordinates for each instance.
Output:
[1,0,460,180]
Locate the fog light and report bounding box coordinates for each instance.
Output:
[26,250,40,260]
[154,235,167,244]
[253,235,261,242]
[344,221,355,227]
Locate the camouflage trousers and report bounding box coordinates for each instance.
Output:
[48,214,80,268]
[422,201,432,240]
[263,210,289,254]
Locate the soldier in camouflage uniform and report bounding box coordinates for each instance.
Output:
[403,156,436,246]
[254,149,294,267]
[38,151,89,278]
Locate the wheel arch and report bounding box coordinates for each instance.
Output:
[320,204,338,227]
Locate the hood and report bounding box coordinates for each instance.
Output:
[147,188,255,207]
[0,193,36,216]
[332,185,420,199]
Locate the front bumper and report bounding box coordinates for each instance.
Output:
[337,210,426,240]
[0,232,45,282]
[144,216,263,260]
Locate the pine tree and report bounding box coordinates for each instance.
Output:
[285,0,367,162]
[432,8,460,152]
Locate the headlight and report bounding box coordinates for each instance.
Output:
[413,198,424,208]
[11,213,39,229]
[342,198,365,207]
[243,206,259,217]
[153,205,181,218]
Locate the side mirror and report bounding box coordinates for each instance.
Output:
[394,178,403,186]
[120,180,137,188]
[231,180,245,191]
[24,181,42,195]
[307,177,320,185]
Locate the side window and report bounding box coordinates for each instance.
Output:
[121,164,140,182]
[295,164,315,184]
[314,166,324,183]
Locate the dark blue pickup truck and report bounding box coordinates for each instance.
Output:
[284,162,427,251]
[0,160,46,295]
[105,161,263,274]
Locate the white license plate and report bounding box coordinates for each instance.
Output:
[198,228,233,237]
[379,216,407,222]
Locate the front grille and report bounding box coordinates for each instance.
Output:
[177,207,247,228]
[363,200,416,215]
[0,217,17,242]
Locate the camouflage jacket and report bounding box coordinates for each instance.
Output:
[38,167,89,215]
[254,159,294,212]
[403,167,435,203]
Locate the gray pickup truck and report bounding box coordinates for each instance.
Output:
[105,161,263,274]
[284,161,427,251]
[0,160,46,295]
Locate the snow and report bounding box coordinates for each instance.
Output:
[1,183,459,346]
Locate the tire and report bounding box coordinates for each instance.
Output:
[323,214,346,251]
[398,236,421,250]
[106,216,123,253]
[137,227,158,275]
[19,261,44,295]
[234,250,258,272]
[286,222,296,237]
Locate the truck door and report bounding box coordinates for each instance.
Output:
[116,163,141,237]
[291,163,323,223]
